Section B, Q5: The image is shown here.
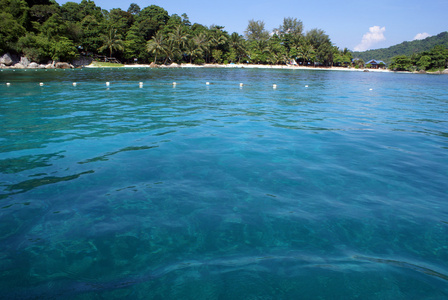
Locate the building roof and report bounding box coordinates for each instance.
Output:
[366,59,386,65]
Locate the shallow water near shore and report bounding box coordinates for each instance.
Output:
[1,68,448,299]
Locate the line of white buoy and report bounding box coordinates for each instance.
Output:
[3,82,318,89]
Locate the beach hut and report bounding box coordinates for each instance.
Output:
[365,59,386,69]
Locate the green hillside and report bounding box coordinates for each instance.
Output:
[353,31,448,64]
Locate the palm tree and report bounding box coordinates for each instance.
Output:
[193,32,209,62]
[229,32,247,63]
[169,25,188,53]
[162,39,180,64]
[98,28,124,58]
[146,31,165,64]
[297,41,315,66]
[248,39,269,64]
[184,39,202,64]
[206,27,228,63]
[266,40,288,65]
[209,27,228,49]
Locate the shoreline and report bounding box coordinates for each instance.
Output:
[93,63,392,73]
[76,63,448,74]
[2,62,445,74]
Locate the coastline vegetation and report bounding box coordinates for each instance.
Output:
[0,0,353,67]
[1,0,447,72]
[389,45,448,72]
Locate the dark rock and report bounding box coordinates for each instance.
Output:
[72,57,93,67]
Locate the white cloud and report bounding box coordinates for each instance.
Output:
[413,32,431,40]
[354,26,386,51]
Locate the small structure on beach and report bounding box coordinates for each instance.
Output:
[365,59,386,69]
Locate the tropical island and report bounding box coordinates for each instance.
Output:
[1,0,447,73]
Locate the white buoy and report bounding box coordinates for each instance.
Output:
[73,82,77,86]
[139,82,143,88]
[305,85,309,88]
[369,88,373,91]
[172,82,177,86]
[106,82,110,87]
[206,82,210,85]
[39,82,44,86]
[273,84,277,89]
[6,83,11,86]
[239,83,244,87]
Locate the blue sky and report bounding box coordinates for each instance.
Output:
[58,0,447,51]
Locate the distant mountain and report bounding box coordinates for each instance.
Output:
[352,31,448,64]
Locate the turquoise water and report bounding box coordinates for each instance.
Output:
[1,68,448,299]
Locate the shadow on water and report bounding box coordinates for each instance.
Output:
[4,253,448,299]
[354,255,448,281]
[1,170,94,201]
[0,151,65,174]
[78,145,158,165]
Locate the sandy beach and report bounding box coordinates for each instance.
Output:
[84,63,392,73]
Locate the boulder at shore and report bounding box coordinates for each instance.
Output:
[28,62,39,69]
[0,53,13,66]
[13,63,25,69]
[20,57,30,68]
[55,62,73,69]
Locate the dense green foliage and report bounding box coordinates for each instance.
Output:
[389,45,448,71]
[0,0,355,65]
[353,32,448,64]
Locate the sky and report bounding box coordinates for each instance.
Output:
[58,0,448,51]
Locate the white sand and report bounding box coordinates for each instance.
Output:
[87,62,392,73]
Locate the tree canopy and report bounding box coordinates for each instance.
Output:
[389,45,448,71]
[5,0,443,68]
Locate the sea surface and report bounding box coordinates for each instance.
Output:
[0,67,447,299]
